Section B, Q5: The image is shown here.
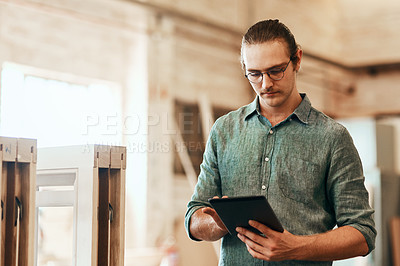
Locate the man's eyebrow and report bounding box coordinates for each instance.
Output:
[246,62,288,72]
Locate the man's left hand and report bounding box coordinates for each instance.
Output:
[236,220,304,261]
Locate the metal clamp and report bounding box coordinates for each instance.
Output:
[15,197,22,226]
[108,203,113,223]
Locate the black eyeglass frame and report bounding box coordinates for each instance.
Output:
[244,58,293,84]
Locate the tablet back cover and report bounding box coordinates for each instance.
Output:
[208,196,284,235]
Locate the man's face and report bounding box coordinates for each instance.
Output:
[243,41,301,113]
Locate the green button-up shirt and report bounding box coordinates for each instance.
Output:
[185,94,376,266]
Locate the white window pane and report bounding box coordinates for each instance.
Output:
[37,207,74,266]
[0,64,122,147]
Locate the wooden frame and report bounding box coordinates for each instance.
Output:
[36,145,126,266]
[391,217,400,266]
[0,137,37,266]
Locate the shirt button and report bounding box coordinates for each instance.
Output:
[269,130,274,134]
[262,185,266,190]
[265,157,269,162]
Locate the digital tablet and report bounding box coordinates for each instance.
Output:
[208,195,284,235]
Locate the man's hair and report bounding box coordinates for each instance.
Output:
[240,19,300,69]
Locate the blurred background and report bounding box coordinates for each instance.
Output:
[0,0,399,265]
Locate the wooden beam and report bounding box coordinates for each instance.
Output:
[198,93,215,142]
[4,162,16,266]
[170,118,198,190]
[97,168,110,266]
[391,217,400,266]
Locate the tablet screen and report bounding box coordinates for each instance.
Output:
[208,195,284,235]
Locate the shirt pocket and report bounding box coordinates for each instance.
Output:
[277,156,324,205]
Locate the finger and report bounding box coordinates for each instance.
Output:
[222,195,228,198]
[237,232,246,242]
[236,227,266,245]
[203,208,227,230]
[246,244,269,261]
[237,233,267,259]
[236,226,262,240]
[237,232,253,245]
[249,220,276,236]
[202,207,215,215]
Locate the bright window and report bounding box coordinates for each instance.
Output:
[0,63,122,147]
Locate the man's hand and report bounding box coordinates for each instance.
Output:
[236,220,369,262]
[202,207,228,233]
[236,220,302,261]
[189,196,229,241]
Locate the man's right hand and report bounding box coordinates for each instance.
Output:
[202,207,228,232]
[189,197,229,241]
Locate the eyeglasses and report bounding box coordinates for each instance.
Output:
[245,59,292,84]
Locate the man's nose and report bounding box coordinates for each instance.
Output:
[261,73,274,88]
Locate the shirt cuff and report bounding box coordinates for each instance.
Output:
[347,224,376,255]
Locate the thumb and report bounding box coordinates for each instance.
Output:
[203,207,227,231]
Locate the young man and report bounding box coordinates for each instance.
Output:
[185,19,376,265]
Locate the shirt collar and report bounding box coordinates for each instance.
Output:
[244,93,312,124]
[244,97,260,120]
[292,93,311,124]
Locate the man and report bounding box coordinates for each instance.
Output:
[185,19,376,265]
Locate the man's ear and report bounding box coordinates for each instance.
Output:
[294,49,303,72]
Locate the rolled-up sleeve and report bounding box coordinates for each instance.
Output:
[327,126,377,254]
[184,121,222,240]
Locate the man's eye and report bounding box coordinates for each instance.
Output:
[248,72,261,77]
[269,69,283,75]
